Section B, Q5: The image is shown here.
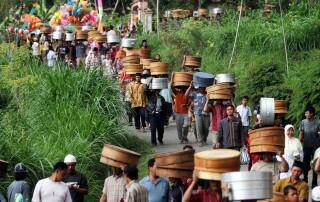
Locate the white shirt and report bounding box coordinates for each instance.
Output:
[47,50,57,67]
[32,178,72,202]
[236,105,252,126]
[32,42,40,56]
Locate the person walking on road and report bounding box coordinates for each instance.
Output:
[190,86,210,147]
[146,89,167,146]
[63,154,88,202]
[7,163,31,202]
[99,167,126,202]
[236,96,252,147]
[299,106,320,188]
[130,73,147,132]
[140,159,169,202]
[124,166,148,202]
[217,105,242,150]
[32,162,72,202]
[172,86,190,144]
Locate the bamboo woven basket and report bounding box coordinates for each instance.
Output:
[274,100,288,114]
[249,127,285,154]
[150,62,168,75]
[100,144,141,168]
[183,55,202,67]
[172,72,193,87]
[155,149,195,167]
[124,64,143,74]
[194,149,240,180]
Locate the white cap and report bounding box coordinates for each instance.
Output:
[64,154,77,163]
[312,186,320,201]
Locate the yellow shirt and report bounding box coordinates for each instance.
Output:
[273,177,308,201]
[129,82,146,108]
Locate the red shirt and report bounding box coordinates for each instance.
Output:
[190,189,221,202]
[174,92,188,114]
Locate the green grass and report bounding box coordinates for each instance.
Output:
[0,46,153,200]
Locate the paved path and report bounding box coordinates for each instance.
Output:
[133,119,214,153]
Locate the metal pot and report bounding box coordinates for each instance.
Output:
[151,78,168,90]
[260,97,275,126]
[122,38,136,48]
[193,72,215,88]
[221,171,272,200]
[52,31,63,40]
[215,74,235,84]
[107,35,120,44]
[193,11,199,17]
[212,7,223,15]
[65,32,75,41]
[164,11,171,18]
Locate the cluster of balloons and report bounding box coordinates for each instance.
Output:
[20,14,42,31]
[50,0,99,29]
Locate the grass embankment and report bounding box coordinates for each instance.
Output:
[138,1,320,127]
[0,45,153,200]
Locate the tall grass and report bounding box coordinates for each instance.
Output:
[0,46,153,200]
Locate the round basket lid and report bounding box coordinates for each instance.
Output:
[197,170,223,181]
[195,149,240,160]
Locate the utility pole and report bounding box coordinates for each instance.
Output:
[157,0,159,35]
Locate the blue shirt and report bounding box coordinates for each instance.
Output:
[192,92,206,115]
[139,176,169,202]
[160,84,173,103]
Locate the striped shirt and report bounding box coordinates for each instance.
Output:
[102,175,126,202]
[125,181,148,202]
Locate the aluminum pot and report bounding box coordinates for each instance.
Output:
[65,32,75,41]
[193,11,199,17]
[122,38,136,48]
[107,35,120,44]
[212,7,223,15]
[151,78,168,90]
[164,11,171,18]
[215,74,235,84]
[260,97,275,126]
[193,72,215,88]
[221,171,272,200]
[52,31,63,40]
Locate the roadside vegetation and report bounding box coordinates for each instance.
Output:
[0,45,153,200]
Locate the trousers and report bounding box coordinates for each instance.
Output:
[150,114,164,144]
[195,114,210,143]
[175,113,189,141]
[303,146,318,187]
[241,126,250,147]
[133,107,146,129]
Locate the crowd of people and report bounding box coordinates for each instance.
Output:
[3,22,320,202]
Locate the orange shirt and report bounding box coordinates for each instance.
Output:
[130,82,146,108]
[174,92,188,114]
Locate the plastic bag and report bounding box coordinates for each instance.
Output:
[240,146,250,165]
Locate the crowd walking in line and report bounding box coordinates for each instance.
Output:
[2,22,320,202]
